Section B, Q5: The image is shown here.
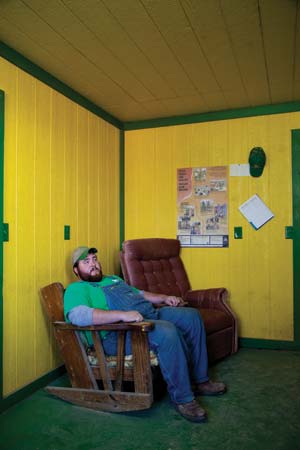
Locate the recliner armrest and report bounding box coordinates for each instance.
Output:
[184,288,238,354]
[183,288,229,311]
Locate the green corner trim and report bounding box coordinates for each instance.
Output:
[0,365,66,413]
[239,338,300,350]
[0,90,4,400]
[124,102,300,131]
[0,41,122,130]
[291,129,300,342]
[119,130,125,249]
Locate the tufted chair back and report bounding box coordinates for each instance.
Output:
[120,238,191,296]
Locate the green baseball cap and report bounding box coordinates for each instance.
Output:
[72,246,97,267]
[249,147,266,177]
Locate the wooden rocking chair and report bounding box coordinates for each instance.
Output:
[40,282,156,412]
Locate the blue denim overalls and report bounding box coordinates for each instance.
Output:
[102,279,159,320]
[101,279,209,404]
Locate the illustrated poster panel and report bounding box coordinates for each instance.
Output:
[177,166,229,247]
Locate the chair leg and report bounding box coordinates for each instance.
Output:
[115,331,126,391]
[131,330,153,399]
[91,331,113,391]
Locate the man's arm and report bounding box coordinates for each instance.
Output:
[65,282,145,326]
[67,305,144,326]
[142,291,183,307]
[92,308,143,324]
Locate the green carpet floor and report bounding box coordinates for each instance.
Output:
[0,348,300,450]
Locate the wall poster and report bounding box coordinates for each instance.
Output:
[177,166,229,247]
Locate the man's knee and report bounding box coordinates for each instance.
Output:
[149,320,181,348]
[184,307,204,323]
[175,306,204,326]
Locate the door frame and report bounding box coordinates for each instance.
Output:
[0,90,4,399]
[292,129,300,343]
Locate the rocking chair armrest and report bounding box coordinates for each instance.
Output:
[53,320,155,333]
[184,288,229,312]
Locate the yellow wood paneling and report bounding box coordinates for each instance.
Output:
[87,111,100,247]
[76,106,89,246]
[97,120,108,270]
[125,129,155,238]
[50,91,66,288]
[63,98,78,284]
[125,113,296,342]
[1,57,120,396]
[16,70,36,387]
[1,57,18,395]
[34,81,53,375]
[107,124,121,273]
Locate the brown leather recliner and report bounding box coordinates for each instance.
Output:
[120,238,238,363]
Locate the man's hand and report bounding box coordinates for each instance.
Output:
[120,310,144,322]
[143,290,185,307]
[163,296,183,307]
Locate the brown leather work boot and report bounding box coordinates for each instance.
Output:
[194,380,226,396]
[174,400,207,423]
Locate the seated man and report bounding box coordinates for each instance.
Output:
[64,246,226,423]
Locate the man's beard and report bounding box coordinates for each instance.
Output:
[77,267,103,282]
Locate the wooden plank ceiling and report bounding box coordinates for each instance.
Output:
[0,0,299,122]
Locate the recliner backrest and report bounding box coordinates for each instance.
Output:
[120,238,191,297]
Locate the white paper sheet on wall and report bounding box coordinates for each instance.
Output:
[230,164,250,176]
[239,194,274,230]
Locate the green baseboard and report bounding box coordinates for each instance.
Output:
[0,365,65,414]
[239,337,300,350]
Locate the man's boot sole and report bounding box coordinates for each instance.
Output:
[174,405,208,423]
[194,389,226,397]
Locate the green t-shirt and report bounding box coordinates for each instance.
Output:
[64,275,139,342]
[64,275,122,317]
